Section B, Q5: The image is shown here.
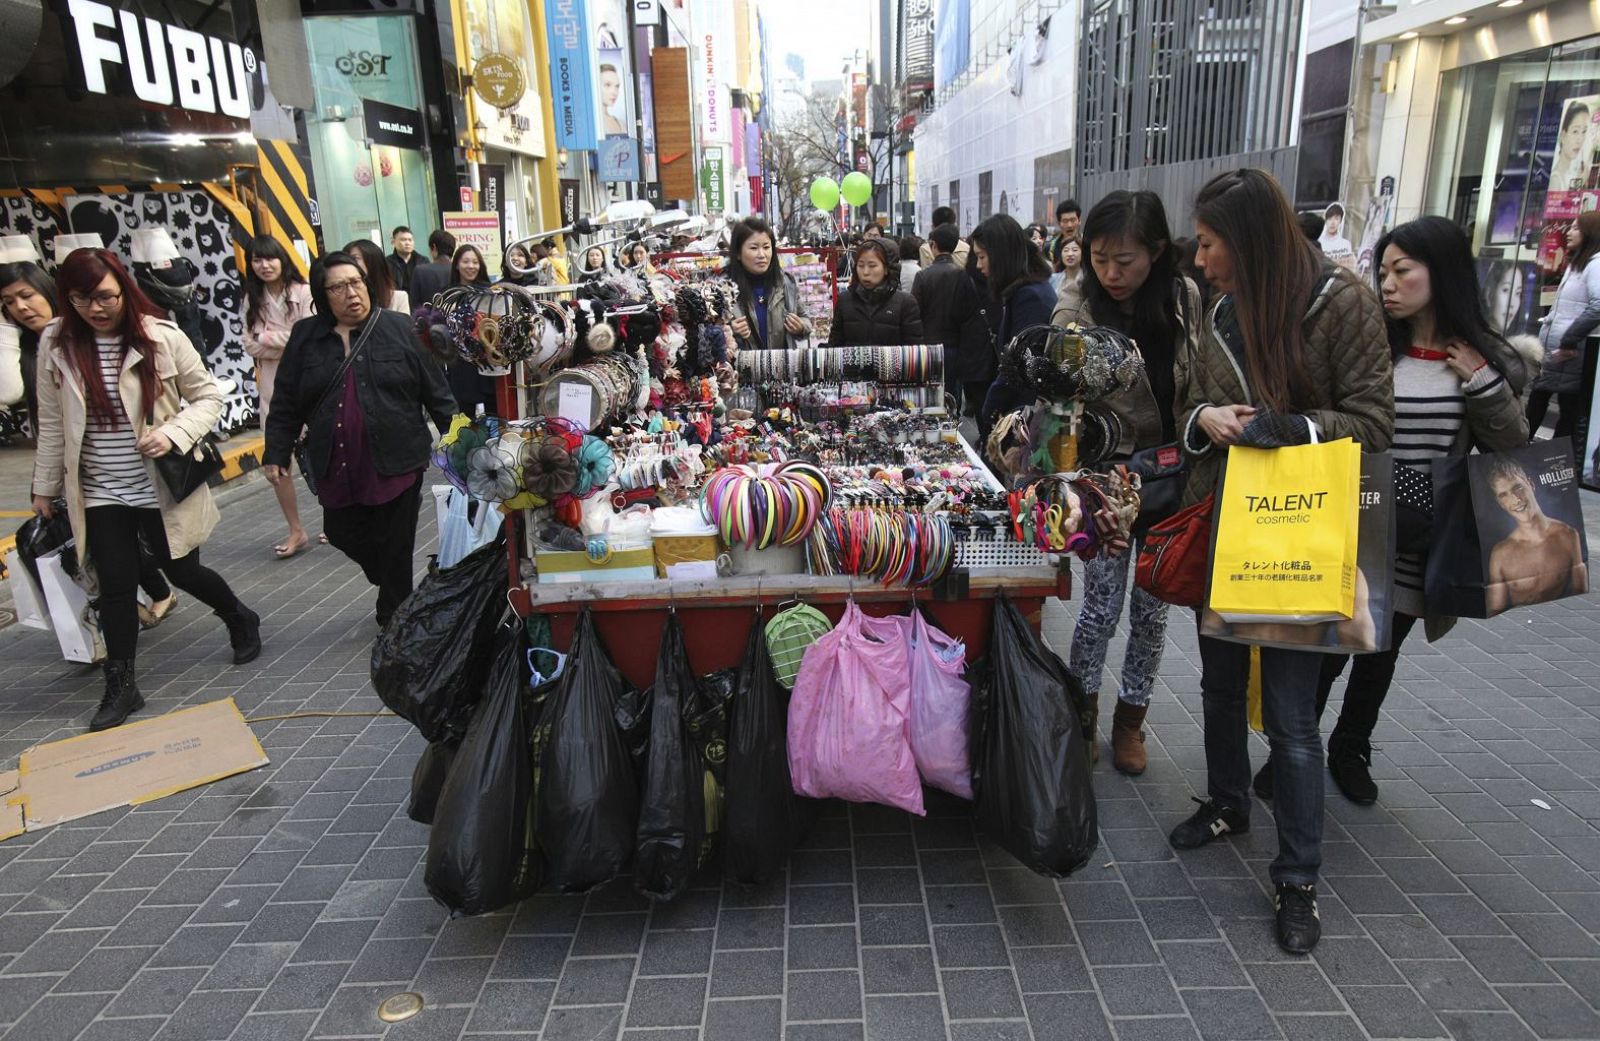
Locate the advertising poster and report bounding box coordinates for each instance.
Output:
[443,211,504,276]
[1318,203,1356,271]
[1476,257,1537,338]
[546,0,598,151]
[1581,346,1600,490]
[1536,96,1600,280]
[1467,442,1589,615]
[588,0,637,182]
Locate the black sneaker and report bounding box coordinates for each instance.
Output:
[1274,883,1321,954]
[1328,741,1378,805]
[1169,797,1250,850]
[1252,758,1274,801]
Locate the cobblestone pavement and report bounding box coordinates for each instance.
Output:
[1,478,1599,1041]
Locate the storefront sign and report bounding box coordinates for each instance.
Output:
[473,53,526,108]
[934,0,971,92]
[545,0,597,150]
[61,0,255,118]
[702,146,725,213]
[443,210,503,277]
[559,179,580,227]
[700,31,725,142]
[599,136,639,183]
[653,48,694,202]
[478,164,505,213]
[459,186,475,210]
[902,0,935,90]
[362,98,424,149]
[335,49,394,79]
[633,0,661,26]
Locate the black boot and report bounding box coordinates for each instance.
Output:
[220,603,262,665]
[90,660,145,732]
[1327,734,1378,805]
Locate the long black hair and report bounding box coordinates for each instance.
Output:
[1373,215,1527,389]
[968,214,1049,300]
[450,244,491,287]
[243,237,304,332]
[1079,190,1183,358]
[726,216,783,312]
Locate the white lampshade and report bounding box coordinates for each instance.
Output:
[130,228,180,265]
[52,234,105,261]
[0,236,42,264]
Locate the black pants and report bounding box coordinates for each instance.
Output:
[1314,612,1420,752]
[322,475,425,624]
[85,505,239,661]
[1526,389,1581,439]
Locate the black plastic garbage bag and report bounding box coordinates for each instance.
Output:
[615,684,653,786]
[635,613,705,901]
[723,624,817,885]
[970,595,1097,877]
[408,739,460,825]
[372,537,506,742]
[425,623,545,915]
[538,608,639,891]
[687,667,734,859]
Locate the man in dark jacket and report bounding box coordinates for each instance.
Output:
[914,224,987,414]
[385,226,419,296]
[407,230,457,312]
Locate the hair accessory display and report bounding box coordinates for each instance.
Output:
[806,508,957,586]
[701,462,833,549]
[999,324,1144,403]
[1008,469,1143,560]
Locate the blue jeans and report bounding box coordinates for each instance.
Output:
[1069,550,1169,706]
[1197,634,1325,886]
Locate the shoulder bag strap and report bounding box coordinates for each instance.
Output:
[305,315,379,424]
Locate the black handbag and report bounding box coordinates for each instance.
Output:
[1128,442,1186,537]
[294,317,378,496]
[1394,461,1433,556]
[154,436,224,501]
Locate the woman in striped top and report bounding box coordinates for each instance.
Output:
[1256,217,1531,806]
[31,249,261,732]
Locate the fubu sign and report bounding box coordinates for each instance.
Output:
[61,0,254,118]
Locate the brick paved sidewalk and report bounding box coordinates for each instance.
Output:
[1,479,1598,1041]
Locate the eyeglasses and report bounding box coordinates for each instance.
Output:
[325,278,368,298]
[68,290,122,310]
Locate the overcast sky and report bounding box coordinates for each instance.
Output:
[759,0,869,87]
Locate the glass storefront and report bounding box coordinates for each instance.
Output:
[304,15,437,250]
[1422,36,1600,337]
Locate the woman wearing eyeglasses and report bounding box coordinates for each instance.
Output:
[261,252,456,628]
[30,249,260,731]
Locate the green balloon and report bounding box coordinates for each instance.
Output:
[841,171,873,207]
[809,177,840,211]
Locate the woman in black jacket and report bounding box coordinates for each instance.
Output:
[975,214,1058,423]
[826,239,925,346]
[262,252,456,627]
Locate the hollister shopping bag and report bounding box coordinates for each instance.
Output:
[1208,438,1361,624]
[1426,442,1589,619]
[1203,453,1397,654]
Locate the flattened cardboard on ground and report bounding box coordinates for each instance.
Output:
[0,698,268,839]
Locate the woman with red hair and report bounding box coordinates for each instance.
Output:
[30,249,260,731]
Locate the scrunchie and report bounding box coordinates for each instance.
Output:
[570,436,616,499]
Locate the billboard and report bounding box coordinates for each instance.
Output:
[545,0,597,150]
[935,0,970,92]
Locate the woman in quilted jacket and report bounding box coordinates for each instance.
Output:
[1169,168,1394,957]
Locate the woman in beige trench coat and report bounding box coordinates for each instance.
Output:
[31,249,260,732]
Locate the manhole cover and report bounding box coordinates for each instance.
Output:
[377,992,424,1023]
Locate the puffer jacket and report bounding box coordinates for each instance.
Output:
[1051,276,1202,456]
[1178,260,1395,508]
[827,249,925,347]
[1534,260,1600,394]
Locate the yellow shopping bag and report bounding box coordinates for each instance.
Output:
[1208,438,1361,623]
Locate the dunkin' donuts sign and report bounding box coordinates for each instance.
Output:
[61,0,255,118]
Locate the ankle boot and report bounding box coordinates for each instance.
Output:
[219,603,262,665]
[1111,700,1149,775]
[90,660,145,732]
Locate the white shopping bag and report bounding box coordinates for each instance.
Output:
[37,549,104,663]
[4,549,50,630]
[436,486,502,569]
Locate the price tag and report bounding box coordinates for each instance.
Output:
[557,383,593,426]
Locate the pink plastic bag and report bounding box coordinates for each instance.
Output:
[906,611,974,799]
[787,603,924,815]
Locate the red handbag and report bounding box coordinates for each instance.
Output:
[1134,492,1214,608]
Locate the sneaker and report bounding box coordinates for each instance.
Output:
[1169,797,1250,850]
[1328,741,1378,805]
[1252,758,1274,801]
[1274,883,1321,954]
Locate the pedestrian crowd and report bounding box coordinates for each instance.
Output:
[12,165,1586,959]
